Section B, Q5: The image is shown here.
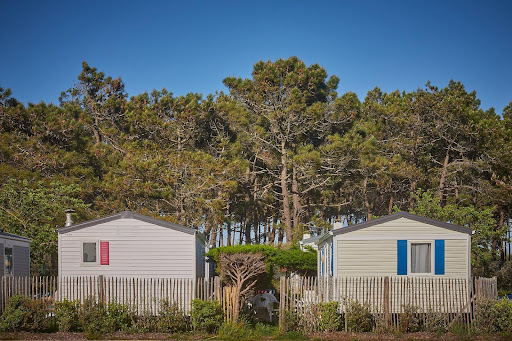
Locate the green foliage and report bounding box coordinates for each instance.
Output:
[399,304,422,333]
[207,244,317,276]
[280,309,301,333]
[493,298,512,335]
[345,300,373,332]
[319,302,342,332]
[105,301,134,332]
[217,320,254,340]
[156,299,189,333]
[0,295,54,332]
[79,299,110,338]
[55,299,81,332]
[190,299,223,333]
[410,190,500,273]
[0,180,89,274]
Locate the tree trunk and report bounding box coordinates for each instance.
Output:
[388,196,394,215]
[439,147,451,207]
[209,226,218,248]
[409,180,417,209]
[280,142,293,242]
[292,165,302,230]
[363,176,371,220]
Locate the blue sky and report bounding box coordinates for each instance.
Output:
[1,0,511,113]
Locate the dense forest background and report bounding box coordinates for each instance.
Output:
[1,57,511,279]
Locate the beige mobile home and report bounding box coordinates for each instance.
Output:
[58,211,207,279]
[318,211,473,280]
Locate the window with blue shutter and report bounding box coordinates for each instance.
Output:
[435,240,445,275]
[397,240,407,275]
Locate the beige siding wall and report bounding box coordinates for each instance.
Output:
[346,217,456,236]
[337,236,468,278]
[59,218,195,278]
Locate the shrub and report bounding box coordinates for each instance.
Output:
[130,310,157,333]
[300,304,321,333]
[218,320,253,340]
[474,298,496,333]
[493,298,512,334]
[399,304,423,332]
[424,309,446,333]
[79,299,109,339]
[190,299,223,333]
[0,295,53,332]
[55,299,81,332]
[345,300,373,332]
[157,299,190,333]
[280,309,301,333]
[319,302,342,332]
[105,301,134,332]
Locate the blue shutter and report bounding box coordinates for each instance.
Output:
[320,248,324,276]
[330,242,334,276]
[435,240,445,275]
[397,240,407,275]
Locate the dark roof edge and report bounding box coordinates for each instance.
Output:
[0,232,31,243]
[58,211,195,235]
[332,211,473,236]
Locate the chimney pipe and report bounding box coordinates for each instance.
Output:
[65,209,75,227]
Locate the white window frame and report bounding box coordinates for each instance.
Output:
[81,240,99,266]
[4,246,14,277]
[407,240,435,276]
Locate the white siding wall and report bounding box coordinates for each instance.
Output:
[59,218,195,278]
[336,218,469,279]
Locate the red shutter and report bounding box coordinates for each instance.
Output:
[100,241,109,265]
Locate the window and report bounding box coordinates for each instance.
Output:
[4,247,13,275]
[410,242,431,274]
[82,242,97,263]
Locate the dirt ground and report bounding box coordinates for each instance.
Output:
[0,332,510,340]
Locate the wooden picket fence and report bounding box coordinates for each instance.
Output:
[279,276,498,330]
[0,276,224,314]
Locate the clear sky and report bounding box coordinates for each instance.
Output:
[1,0,511,113]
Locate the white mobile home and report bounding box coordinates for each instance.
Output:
[0,230,31,277]
[318,211,473,280]
[58,211,207,279]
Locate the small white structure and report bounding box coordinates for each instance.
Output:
[299,233,321,251]
[58,211,207,279]
[0,229,31,277]
[318,211,473,280]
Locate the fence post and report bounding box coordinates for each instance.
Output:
[384,276,390,329]
[279,276,285,331]
[98,275,105,304]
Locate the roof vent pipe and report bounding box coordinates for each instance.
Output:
[65,209,75,227]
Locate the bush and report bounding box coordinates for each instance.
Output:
[218,320,253,340]
[280,309,301,333]
[399,304,423,332]
[79,299,109,339]
[493,298,512,335]
[474,298,496,333]
[0,295,54,332]
[345,300,373,332]
[190,299,223,333]
[424,309,446,333]
[55,299,81,332]
[105,301,134,332]
[130,310,157,333]
[319,302,342,332]
[157,299,190,333]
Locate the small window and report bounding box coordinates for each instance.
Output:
[4,247,13,275]
[410,243,431,274]
[83,242,97,263]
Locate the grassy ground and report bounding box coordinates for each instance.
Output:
[0,331,511,341]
